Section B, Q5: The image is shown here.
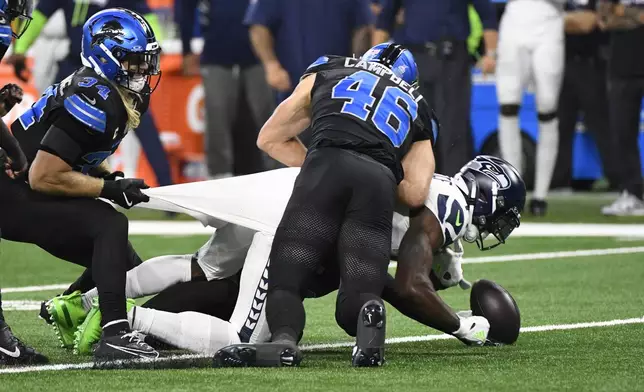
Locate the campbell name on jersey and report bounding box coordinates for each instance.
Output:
[302,55,437,183]
[11,67,130,174]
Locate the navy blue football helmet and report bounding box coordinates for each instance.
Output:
[81,8,161,95]
[455,155,526,251]
[0,0,33,38]
[362,43,418,86]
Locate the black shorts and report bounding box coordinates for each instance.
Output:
[269,146,397,298]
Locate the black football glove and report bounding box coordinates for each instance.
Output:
[0,83,23,116]
[100,178,150,209]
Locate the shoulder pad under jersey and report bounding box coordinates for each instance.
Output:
[301,55,348,80]
[424,174,471,248]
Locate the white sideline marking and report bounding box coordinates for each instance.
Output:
[2,284,69,294]
[385,246,644,268]
[127,221,644,237]
[0,316,642,374]
[3,301,41,311]
[6,246,644,297]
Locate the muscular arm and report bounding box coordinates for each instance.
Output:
[249,25,280,66]
[397,139,435,208]
[382,208,460,334]
[256,74,314,167]
[565,10,598,34]
[352,26,371,56]
[29,150,104,197]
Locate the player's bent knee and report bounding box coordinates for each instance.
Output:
[500,104,520,117]
[537,112,557,122]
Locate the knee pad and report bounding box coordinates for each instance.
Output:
[538,112,557,122]
[500,104,520,117]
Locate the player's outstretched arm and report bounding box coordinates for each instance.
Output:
[397,139,435,208]
[256,74,314,167]
[383,208,461,334]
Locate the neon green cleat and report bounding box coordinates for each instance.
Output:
[47,291,90,349]
[74,298,135,355]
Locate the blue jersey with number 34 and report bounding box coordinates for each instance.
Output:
[11,67,131,174]
[303,55,437,183]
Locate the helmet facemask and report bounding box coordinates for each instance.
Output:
[6,0,33,38]
[470,196,522,251]
[115,48,162,95]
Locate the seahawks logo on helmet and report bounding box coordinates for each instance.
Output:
[467,157,511,190]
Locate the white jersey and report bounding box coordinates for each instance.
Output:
[391,174,471,256]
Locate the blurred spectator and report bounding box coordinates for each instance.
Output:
[7,0,174,187]
[554,1,615,190]
[244,0,373,104]
[180,0,276,179]
[496,0,565,217]
[374,0,498,176]
[598,0,644,215]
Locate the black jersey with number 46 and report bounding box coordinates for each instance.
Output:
[303,55,437,183]
[11,67,131,174]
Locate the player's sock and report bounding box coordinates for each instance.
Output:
[533,118,559,200]
[499,114,523,174]
[82,254,192,307]
[129,307,240,355]
[266,289,304,344]
[0,289,5,323]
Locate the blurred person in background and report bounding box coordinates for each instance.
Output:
[180,0,276,179]
[597,0,644,216]
[553,1,615,191]
[6,0,174,188]
[496,0,566,216]
[244,0,373,105]
[373,0,498,177]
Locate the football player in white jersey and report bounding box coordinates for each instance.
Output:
[47,156,525,359]
[496,0,566,216]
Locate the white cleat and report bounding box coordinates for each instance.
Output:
[601,192,644,216]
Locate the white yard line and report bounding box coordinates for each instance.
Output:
[6,246,644,296]
[3,301,42,311]
[0,316,642,374]
[127,221,644,237]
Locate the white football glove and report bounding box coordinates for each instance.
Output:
[432,240,471,289]
[453,313,490,346]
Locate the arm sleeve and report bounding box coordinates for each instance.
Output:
[13,9,48,54]
[0,120,26,168]
[471,0,498,30]
[244,0,279,30]
[375,0,400,32]
[179,0,199,55]
[40,109,107,166]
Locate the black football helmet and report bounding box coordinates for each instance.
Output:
[454,155,526,251]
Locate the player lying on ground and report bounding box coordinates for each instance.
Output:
[0,0,52,366]
[46,157,526,359]
[0,8,163,362]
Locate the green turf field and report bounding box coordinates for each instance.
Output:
[1,233,643,391]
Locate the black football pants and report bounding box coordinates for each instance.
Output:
[607,76,644,198]
[266,148,396,341]
[0,173,138,327]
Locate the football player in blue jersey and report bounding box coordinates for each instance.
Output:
[0,8,161,362]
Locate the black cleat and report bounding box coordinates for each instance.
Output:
[529,199,548,216]
[0,323,49,366]
[213,343,302,368]
[94,331,159,362]
[351,300,386,367]
[39,300,54,325]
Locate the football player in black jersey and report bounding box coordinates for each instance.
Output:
[0,8,161,361]
[0,0,53,366]
[215,43,438,368]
